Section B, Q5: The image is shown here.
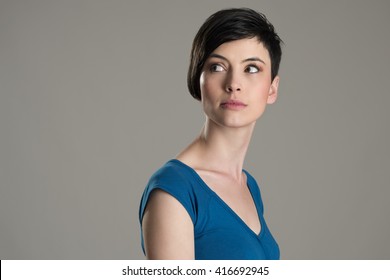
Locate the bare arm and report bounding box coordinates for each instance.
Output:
[141,189,195,259]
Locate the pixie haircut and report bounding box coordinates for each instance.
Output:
[187,8,283,101]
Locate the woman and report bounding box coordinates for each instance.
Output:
[139,8,282,260]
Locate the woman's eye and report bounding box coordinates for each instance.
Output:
[210,64,224,72]
[245,65,260,73]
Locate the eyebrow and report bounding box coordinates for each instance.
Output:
[208,53,266,65]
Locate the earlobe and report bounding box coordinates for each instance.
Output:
[267,76,279,104]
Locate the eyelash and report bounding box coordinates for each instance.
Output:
[210,64,225,72]
[245,64,260,73]
[209,63,261,73]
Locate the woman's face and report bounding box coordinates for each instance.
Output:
[199,37,279,129]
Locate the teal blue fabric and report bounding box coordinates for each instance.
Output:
[139,159,280,260]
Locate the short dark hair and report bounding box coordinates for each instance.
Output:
[187,8,283,101]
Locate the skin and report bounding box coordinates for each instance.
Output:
[142,37,280,259]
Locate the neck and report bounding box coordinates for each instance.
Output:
[193,118,255,180]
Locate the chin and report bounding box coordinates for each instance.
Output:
[214,117,257,129]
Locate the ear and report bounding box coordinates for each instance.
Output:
[267,75,279,104]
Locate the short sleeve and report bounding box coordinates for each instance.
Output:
[138,161,200,254]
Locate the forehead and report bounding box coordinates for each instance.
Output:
[209,37,271,64]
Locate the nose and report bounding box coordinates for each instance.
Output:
[225,71,241,93]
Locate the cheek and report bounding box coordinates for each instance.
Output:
[200,74,221,100]
[249,81,271,101]
[259,84,272,98]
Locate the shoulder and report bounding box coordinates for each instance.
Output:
[140,160,198,259]
[147,159,191,187]
[145,160,199,199]
[140,159,204,225]
[141,161,196,259]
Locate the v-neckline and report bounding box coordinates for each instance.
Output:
[170,159,263,238]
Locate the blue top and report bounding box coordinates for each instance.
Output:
[139,159,280,260]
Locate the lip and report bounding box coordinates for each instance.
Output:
[220,100,247,110]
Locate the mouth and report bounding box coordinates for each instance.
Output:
[220,100,247,110]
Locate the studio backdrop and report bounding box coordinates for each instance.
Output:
[1,0,389,259]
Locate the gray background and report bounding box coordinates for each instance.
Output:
[1,0,389,259]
